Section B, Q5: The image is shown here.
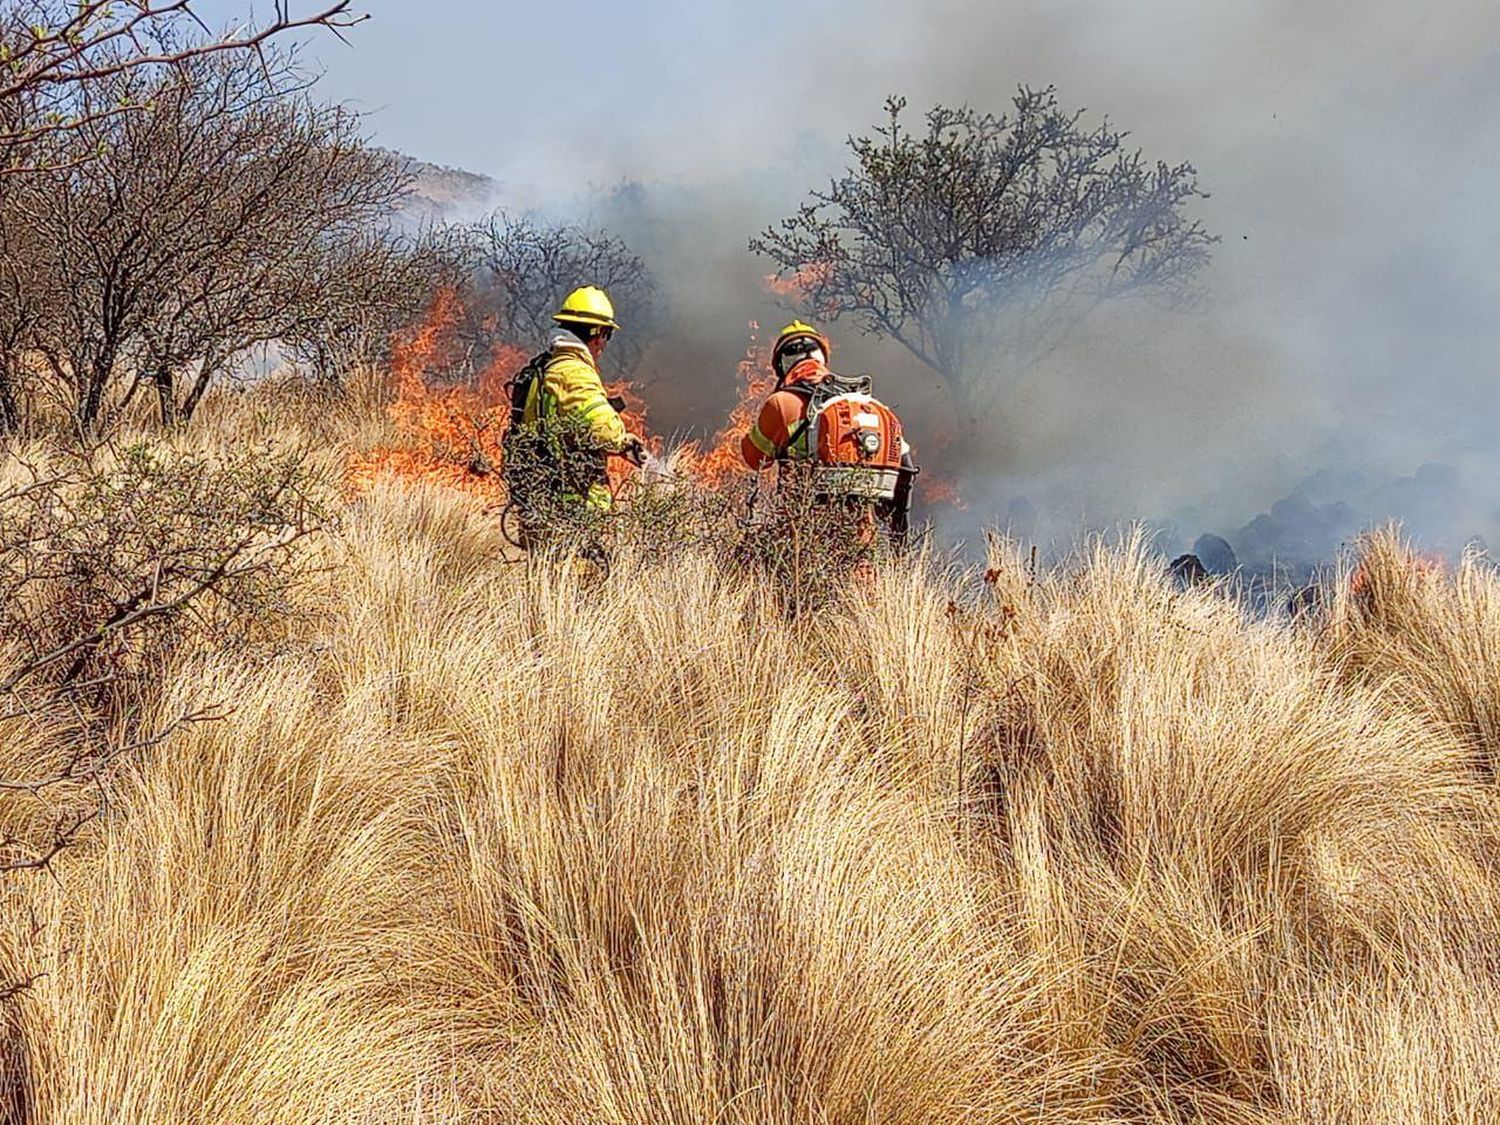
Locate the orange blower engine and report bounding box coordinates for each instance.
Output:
[807,389,907,500]
[793,373,917,547]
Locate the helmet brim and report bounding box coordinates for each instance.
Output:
[554,311,621,330]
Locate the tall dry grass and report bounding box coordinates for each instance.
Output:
[0,385,1496,1122]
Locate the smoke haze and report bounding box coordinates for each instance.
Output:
[290,0,1500,568]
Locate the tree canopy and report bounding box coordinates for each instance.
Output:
[752,88,1217,414]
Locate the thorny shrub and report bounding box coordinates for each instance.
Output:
[0,441,325,883]
[611,466,741,559]
[727,463,903,616]
[500,415,619,558]
[0,442,324,689]
[503,429,903,611]
[620,463,911,614]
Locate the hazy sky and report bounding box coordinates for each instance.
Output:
[211,2,1499,191]
[203,1,1500,553]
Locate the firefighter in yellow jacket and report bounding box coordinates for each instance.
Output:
[519,285,644,511]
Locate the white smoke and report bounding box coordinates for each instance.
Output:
[321,0,1500,568]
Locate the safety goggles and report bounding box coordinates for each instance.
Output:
[778,340,823,366]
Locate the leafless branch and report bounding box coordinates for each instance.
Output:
[0,2,366,164]
[0,43,404,432]
[454,213,660,381]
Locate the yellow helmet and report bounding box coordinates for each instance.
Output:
[554,285,620,330]
[772,320,830,377]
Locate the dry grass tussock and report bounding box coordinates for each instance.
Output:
[0,394,1497,1122]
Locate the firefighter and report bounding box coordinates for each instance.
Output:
[740,320,835,471]
[518,285,645,513]
[740,321,916,545]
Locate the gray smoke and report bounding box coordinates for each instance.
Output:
[394,0,1500,571]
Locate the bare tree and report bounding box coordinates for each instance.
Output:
[458,213,660,379]
[280,223,470,384]
[5,45,405,430]
[0,0,364,170]
[752,89,1217,419]
[0,173,57,432]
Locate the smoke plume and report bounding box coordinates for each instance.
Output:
[342,0,1500,573]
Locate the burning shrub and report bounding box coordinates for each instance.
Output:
[346,288,521,502]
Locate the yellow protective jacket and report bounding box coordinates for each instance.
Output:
[522,328,628,449]
[520,327,628,511]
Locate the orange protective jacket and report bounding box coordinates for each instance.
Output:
[739,359,829,470]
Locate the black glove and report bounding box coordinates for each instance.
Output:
[620,433,647,467]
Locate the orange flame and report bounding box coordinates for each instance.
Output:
[910,402,967,511]
[603,379,658,494]
[921,475,966,510]
[346,289,650,502]
[764,261,834,303]
[673,323,774,489]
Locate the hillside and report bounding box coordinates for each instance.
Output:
[0,383,1496,1122]
[386,148,503,221]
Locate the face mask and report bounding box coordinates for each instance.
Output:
[778,343,824,375]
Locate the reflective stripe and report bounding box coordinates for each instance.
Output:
[747,426,777,457]
[789,420,812,457]
[576,397,612,420]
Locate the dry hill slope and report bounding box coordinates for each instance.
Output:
[0,395,1497,1122]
